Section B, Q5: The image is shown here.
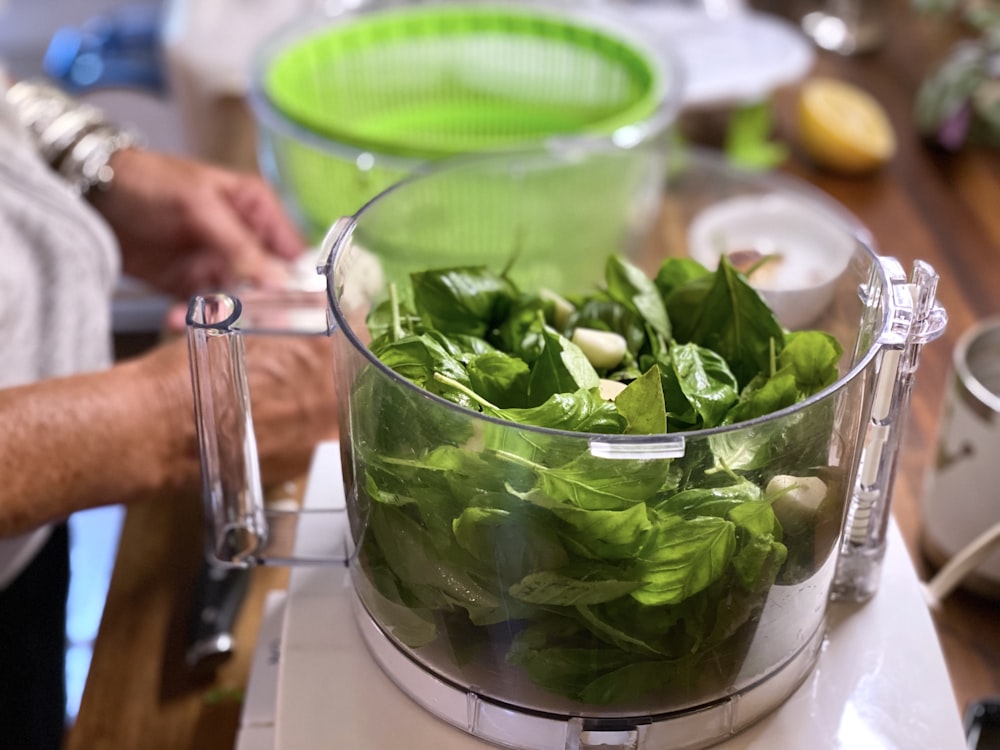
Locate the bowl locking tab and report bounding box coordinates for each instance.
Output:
[831,258,947,602]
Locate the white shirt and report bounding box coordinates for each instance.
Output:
[0,79,120,588]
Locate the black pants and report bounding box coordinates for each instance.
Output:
[0,524,69,750]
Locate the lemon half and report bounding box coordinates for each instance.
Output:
[796,77,896,175]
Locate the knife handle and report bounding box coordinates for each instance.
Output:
[185,559,251,672]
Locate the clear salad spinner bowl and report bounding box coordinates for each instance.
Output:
[248,0,682,243]
[186,145,946,750]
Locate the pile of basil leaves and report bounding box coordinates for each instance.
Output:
[351,253,844,708]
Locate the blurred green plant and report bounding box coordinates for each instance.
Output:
[724,100,789,171]
[914,0,1000,28]
[914,0,1000,149]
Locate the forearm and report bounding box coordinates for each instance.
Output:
[0,353,199,537]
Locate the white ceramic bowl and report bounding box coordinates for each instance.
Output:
[686,193,857,330]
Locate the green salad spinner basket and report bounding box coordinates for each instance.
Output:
[249,0,682,243]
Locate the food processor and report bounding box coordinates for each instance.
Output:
[185,144,946,749]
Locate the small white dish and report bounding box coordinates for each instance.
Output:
[686,193,856,329]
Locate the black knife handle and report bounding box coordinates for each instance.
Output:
[185,559,251,672]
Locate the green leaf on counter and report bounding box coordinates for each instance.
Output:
[725,100,789,172]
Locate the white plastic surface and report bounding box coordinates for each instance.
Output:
[240,589,286,731]
[237,441,966,750]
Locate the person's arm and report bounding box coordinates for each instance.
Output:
[0,345,194,537]
[0,334,337,539]
[6,78,307,300]
[0,81,335,538]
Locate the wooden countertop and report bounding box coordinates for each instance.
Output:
[66,4,1000,748]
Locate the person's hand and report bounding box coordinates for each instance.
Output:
[142,331,339,495]
[243,333,339,484]
[88,148,305,296]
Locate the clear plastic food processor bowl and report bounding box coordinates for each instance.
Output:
[186,145,945,750]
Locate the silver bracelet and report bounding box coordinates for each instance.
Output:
[58,124,139,195]
[5,78,140,195]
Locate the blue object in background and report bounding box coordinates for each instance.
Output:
[43,3,166,94]
[65,505,125,722]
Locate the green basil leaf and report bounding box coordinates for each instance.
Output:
[493,293,549,362]
[728,498,781,539]
[654,257,711,300]
[499,389,626,433]
[730,533,787,591]
[577,658,683,705]
[509,571,640,606]
[467,351,531,407]
[634,516,737,605]
[359,565,439,648]
[534,450,679,511]
[574,604,668,657]
[370,333,471,398]
[367,297,422,342]
[412,266,517,337]
[516,486,653,553]
[667,255,784,387]
[605,255,672,340]
[655,477,762,518]
[526,326,601,406]
[657,358,699,428]
[615,364,667,434]
[369,503,499,616]
[708,425,779,473]
[507,623,640,699]
[452,506,569,581]
[425,330,497,360]
[778,330,844,396]
[724,370,800,425]
[669,342,739,428]
[350,362,474,457]
[569,295,648,358]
